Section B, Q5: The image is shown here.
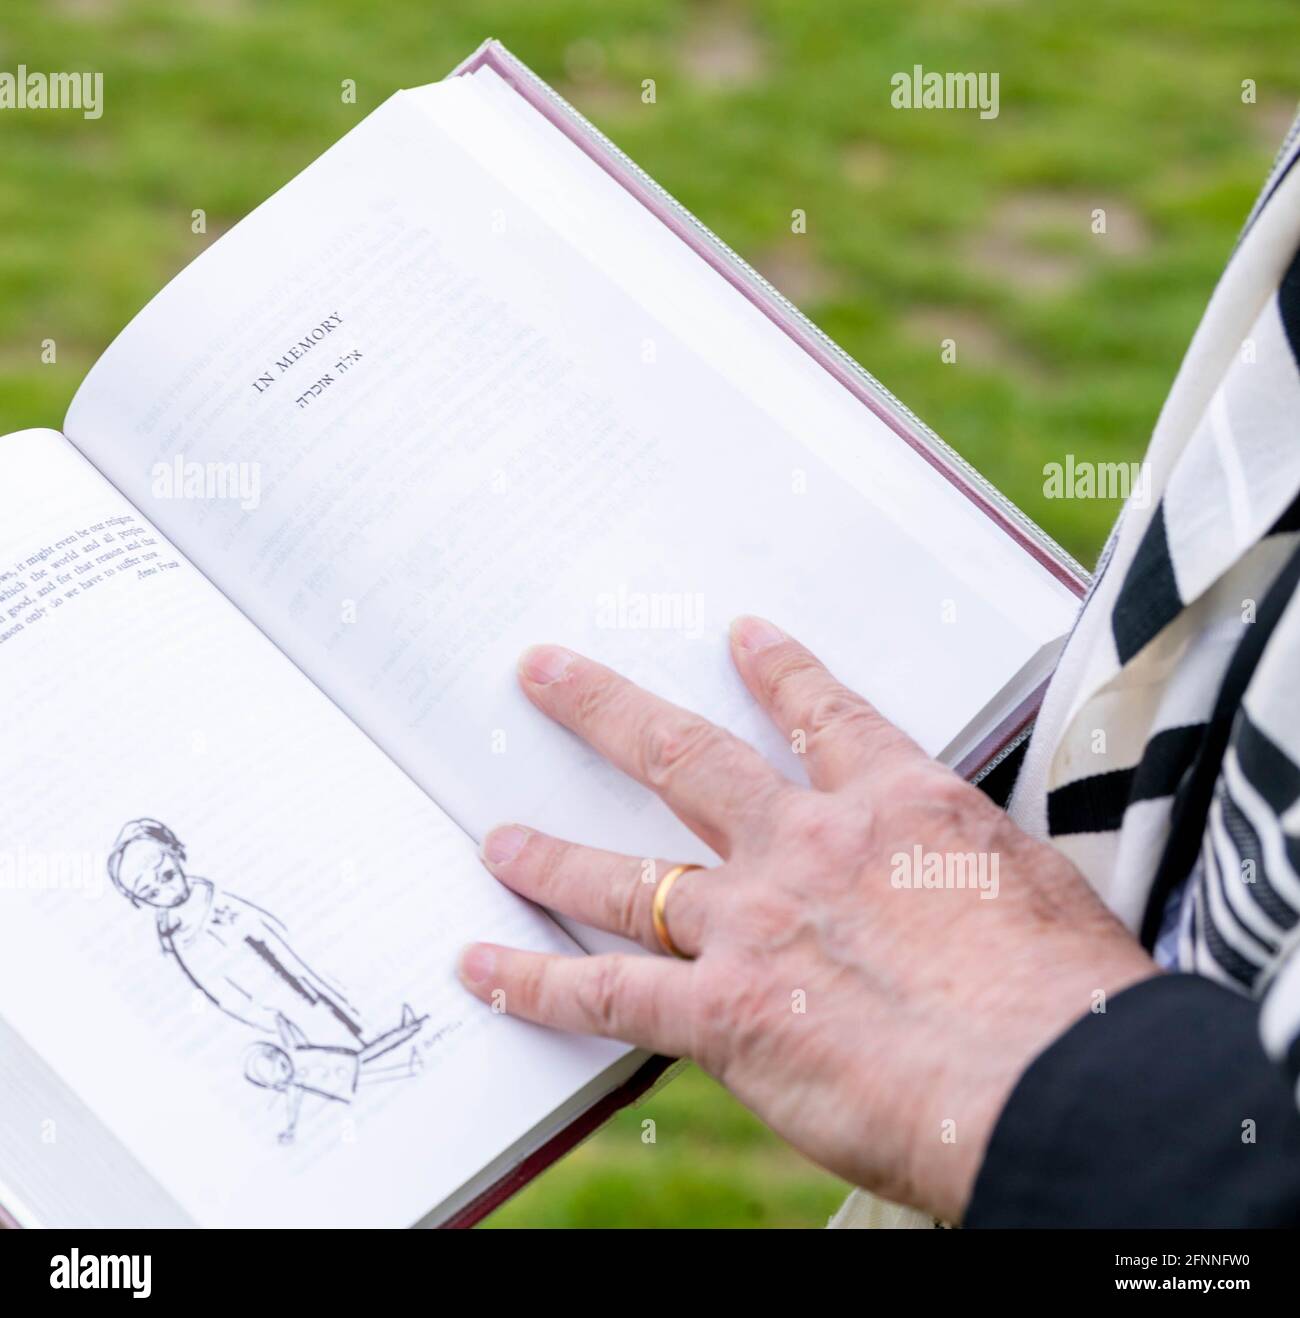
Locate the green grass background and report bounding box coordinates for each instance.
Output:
[2,1,1296,1226]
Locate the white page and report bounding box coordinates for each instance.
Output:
[0,428,626,1226]
[64,80,1077,952]
[453,65,1075,625]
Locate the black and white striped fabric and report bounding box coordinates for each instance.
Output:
[1008,113,1300,1100]
[834,113,1300,1232]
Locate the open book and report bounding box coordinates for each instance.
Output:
[0,40,1085,1229]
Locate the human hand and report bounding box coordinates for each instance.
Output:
[458,617,1156,1220]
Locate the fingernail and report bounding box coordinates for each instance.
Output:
[483,824,529,865]
[520,644,575,685]
[458,944,496,987]
[732,615,785,653]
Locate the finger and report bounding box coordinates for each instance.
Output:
[457,944,695,1056]
[517,644,790,855]
[729,616,925,790]
[481,824,714,957]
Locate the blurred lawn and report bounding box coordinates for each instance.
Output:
[2,1,1297,1226]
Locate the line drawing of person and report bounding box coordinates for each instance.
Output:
[245,1007,427,1144]
[108,818,365,1047]
[108,818,430,1144]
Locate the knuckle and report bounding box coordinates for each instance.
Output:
[899,763,973,815]
[805,687,873,740]
[641,716,731,791]
[731,883,803,946]
[890,764,1002,850]
[776,794,871,861]
[616,866,651,943]
[690,959,771,1075]
[575,958,625,1035]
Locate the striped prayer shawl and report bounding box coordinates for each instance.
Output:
[833,110,1300,1233]
[1008,111,1300,1100]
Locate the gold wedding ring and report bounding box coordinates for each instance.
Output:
[651,863,704,959]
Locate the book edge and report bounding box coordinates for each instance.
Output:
[453,40,1090,600]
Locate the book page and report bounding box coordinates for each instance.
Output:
[0,428,626,1226]
[63,79,1078,951]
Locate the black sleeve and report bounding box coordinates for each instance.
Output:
[964,973,1300,1227]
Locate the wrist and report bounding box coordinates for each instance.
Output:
[911,940,1160,1221]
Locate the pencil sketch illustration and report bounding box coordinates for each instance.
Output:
[246,1010,425,1144]
[108,818,427,1143]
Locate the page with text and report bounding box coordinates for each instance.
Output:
[0,428,625,1226]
